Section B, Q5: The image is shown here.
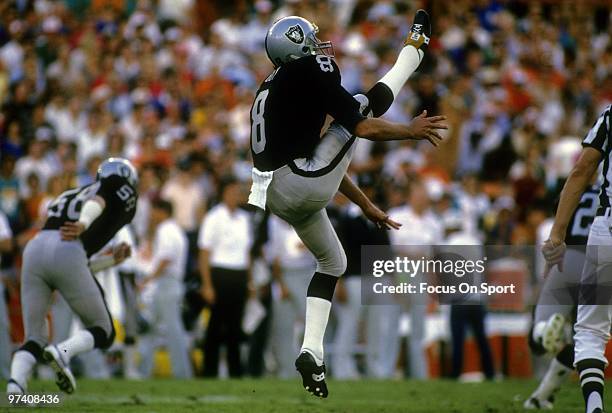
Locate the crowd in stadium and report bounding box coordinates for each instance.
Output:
[0,0,610,380]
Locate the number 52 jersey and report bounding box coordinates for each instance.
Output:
[43,175,138,257]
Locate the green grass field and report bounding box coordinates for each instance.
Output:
[4,378,605,412]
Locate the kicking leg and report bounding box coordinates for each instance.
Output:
[356,9,430,119]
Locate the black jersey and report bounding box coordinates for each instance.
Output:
[250,55,366,171]
[43,176,138,257]
[565,185,599,246]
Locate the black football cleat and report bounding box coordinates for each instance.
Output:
[295,351,328,398]
[404,9,431,52]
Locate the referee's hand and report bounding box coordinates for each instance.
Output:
[542,236,567,277]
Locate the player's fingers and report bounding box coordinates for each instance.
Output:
[385,217,402,230]
[429,122,448,130]
[427,115,447,123]
[428,130,444,142]
[425,133,439,147]
[59,226,77,237]
[427,131,442,146]
[542,263,551,278]
[547,246,565,262]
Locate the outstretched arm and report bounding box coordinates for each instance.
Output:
[354,110,447,145]
[339,174,401,230]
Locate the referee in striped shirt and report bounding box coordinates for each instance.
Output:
[543,104,611,413]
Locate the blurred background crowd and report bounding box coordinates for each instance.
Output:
[0,0,610,381]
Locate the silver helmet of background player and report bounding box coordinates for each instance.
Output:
[96,157,139,188]
[264,16,333,67]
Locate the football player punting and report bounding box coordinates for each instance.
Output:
[6,158,138,395]
[543,105,612,413]
[248,10,446,397]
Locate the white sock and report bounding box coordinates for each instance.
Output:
[379,45,424,98]
[9,350,37,390]
[301,297,332,366]
[58,330,95,361]
[533,358,572,400]
[587,392,603,413]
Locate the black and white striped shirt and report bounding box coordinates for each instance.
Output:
[582,104,612,210]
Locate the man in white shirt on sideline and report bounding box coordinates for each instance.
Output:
[138,198,193,378]
[0,211,13,379]
[198,177,253,377]
[378,178,443,379]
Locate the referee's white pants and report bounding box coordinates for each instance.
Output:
[139,276,193,378]
[333,277,363,379]
[575,216,612,366]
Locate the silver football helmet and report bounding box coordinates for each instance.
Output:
[96,157,139,188]
[265,16,333,67]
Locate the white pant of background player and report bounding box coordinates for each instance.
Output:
[574,215,612,365]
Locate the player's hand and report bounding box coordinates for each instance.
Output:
[60,221,86,240]
[408,110,448,146]
[113,242,132,265]
[363,203,402,230]
[542,236,567,277]
[201,284,216,305]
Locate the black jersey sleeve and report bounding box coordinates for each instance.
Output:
[307,56,366,134]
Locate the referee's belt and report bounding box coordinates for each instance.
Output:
[596,207,611,217]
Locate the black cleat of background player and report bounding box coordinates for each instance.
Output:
[295,352,328,398]
[405,9,431,53]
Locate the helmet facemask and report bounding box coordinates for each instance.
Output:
[304,24,334,58]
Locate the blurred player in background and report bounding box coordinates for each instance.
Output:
[525,183,598,409]
[543,105,612,413]
[6,158,138,395]
[138,198,193,379]
[248,10,446,397]
[268,215,316,378]
[0,210,13,379]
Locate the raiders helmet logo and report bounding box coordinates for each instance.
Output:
[285,24,304,44]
